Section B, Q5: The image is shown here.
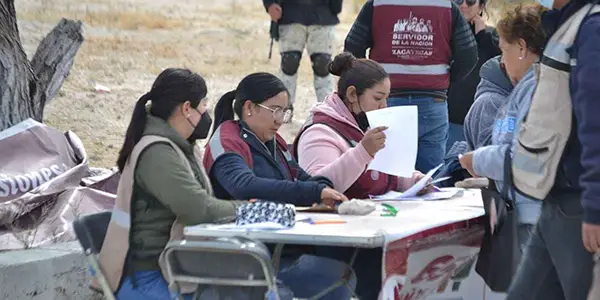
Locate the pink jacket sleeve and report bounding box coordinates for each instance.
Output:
[297,124,373,193]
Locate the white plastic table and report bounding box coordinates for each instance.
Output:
[185,190,485,247]
[184,190,487,300]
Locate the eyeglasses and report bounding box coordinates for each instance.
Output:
[256,103,292,123]
[453,0,478,6]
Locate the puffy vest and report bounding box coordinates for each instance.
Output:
[203,120,299,180]
[512,4,600,200]
[370,0,453,90]
[292,112,398,199]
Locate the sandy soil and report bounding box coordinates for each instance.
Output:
[14,0,505,168]
[13,0,367,167]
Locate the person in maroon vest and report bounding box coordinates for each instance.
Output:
[202,72,357,299]
[292,52,429,300]
[344,0,478,173]
[293,52,427,200]
[203,72,347,207]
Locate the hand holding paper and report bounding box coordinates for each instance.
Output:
[366,106,418,177]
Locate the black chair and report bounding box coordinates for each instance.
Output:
[72,210,116,300]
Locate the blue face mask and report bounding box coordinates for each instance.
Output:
[536,0,554,9]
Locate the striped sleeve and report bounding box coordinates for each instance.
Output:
[449,2,478,82]
[344,0,374,58]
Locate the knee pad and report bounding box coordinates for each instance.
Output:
[310,53,332,77]
[281,51,302,76]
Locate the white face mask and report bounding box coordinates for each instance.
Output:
[537,0,555,9]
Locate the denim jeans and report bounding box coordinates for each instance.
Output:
[116,255,355,300]
[517,223,534,253]
[278,254,357,299]
[116,270,194,300]
[446,122,465,152]
[387,96,449,173]
[316,246,382,300]
[507,194,594,300]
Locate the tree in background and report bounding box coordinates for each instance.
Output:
[0,0,84,131]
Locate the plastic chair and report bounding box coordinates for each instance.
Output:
[72,211,116,300]
[162,237,283,300]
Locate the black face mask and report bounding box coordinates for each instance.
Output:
[188,111,212,142]
[352,111,371,132]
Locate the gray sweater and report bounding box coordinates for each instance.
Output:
[464,56,513,150]
[472,66,542,225]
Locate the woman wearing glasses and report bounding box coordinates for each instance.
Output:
[446,0,501,150]
[203,72,356,299]
[204,72,347,207]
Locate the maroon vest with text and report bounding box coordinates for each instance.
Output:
[292,113,398,200]
[370,0,453,90]
[203,121,298,179]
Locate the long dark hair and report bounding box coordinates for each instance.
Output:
[212,72,288,135]
[117,68,207,171]
[329,52,388,101]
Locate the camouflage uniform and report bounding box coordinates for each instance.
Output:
[279,24,335,105]
[264,0,342,106]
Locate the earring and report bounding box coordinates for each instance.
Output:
[187,114,191,117]
[518,56,523,60]
[248,113,251,116]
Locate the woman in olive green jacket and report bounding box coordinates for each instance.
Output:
[108,68,245,300]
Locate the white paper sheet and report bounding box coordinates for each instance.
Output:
[366,106,418,177]
[399,163,443,197]
[371,189,459,201]
[370,164,451,201]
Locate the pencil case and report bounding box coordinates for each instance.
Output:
[236,201,296,227]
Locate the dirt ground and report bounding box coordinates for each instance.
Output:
[15,0,507,168]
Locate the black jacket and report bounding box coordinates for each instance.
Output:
[447,25,501,124]
[263,0,342,26]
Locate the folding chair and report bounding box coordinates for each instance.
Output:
[72,211,116,300]
[162,237,282,300]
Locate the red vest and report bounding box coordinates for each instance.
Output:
[203,121,299,179]
[370,0,453,90]
[292,113,398,200]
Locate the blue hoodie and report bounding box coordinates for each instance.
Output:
[472,66,542,225]
[464,56,513,150]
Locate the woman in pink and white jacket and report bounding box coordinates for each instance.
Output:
[292,52,426,300]
[292,52,425,201]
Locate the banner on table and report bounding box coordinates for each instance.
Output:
[381,217,485,300]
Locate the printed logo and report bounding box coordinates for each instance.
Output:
[371,171,380,181]
[495,117,517,134]
[392,12,434,60]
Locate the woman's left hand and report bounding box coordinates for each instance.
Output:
[472,15,486,34]
[411,171,436,195]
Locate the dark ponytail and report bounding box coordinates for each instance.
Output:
[117,68,207,171]
[330,52,389,101]
[212,72,288,135]
[212,90,237,136]
[117,93,151,171]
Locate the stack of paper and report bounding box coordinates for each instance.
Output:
[370,164,459,201]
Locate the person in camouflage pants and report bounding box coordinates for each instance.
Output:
[263,0,343,108]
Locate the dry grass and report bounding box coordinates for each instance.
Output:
[16,0,525,168]
[18,8,184,30]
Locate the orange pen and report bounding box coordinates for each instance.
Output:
[311,220,346,225]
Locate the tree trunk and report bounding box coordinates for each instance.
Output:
[0,0,84,131]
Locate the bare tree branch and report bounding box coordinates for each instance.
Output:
[0,0,84,131]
